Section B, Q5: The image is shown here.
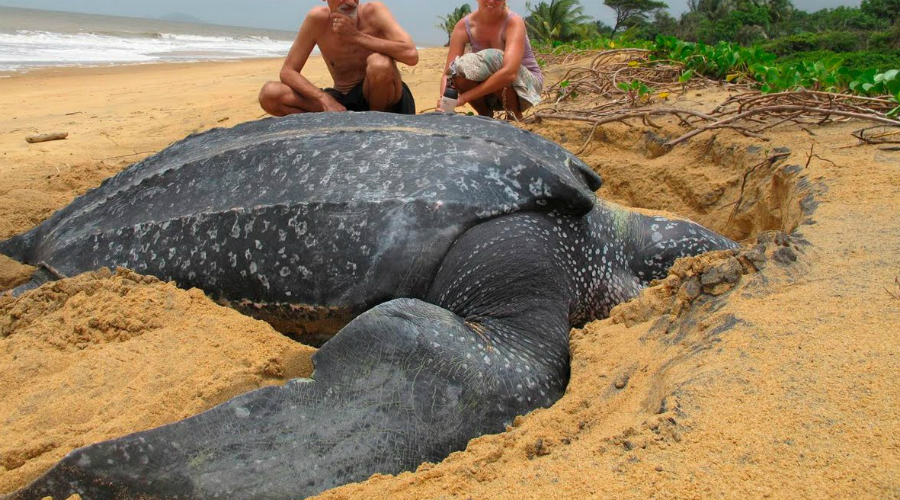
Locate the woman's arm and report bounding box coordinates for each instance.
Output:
[438,20,469,106]
[457,16,527,107]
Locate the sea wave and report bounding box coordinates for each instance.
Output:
[0,30,294,72]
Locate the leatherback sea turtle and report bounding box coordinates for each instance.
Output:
[1,113,737,500]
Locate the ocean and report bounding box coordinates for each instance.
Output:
[0,6,297,73]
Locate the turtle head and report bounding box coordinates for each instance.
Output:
[625,213,740,285]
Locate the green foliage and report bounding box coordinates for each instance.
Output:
[524,0,900,114]
[870,24,900,50]
[603,0,669,34]
[645,10,679,38]
[652,35,900,105]
[750,56,846,92]
[779,50,900,73]
[762,31,863,56]
[861,0,900,23]
[531,36,653,53]
[654,35,776,79]
[525,0,593,42]
[789,6,886,32]
[436,4,472,45]
[617,80,654,105]
[694,3,771,44]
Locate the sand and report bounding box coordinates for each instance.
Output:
[1,47,899,498]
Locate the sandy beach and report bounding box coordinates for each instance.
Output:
[2,46,899,499]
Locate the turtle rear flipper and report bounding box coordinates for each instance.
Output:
[6,214,577,500]
[7,264,63,297]
[6,297,569,500]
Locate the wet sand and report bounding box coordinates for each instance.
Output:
[1,48,899,498]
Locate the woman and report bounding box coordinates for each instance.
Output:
[437,0,543,119]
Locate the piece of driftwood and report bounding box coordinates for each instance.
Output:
[26,132,68,144]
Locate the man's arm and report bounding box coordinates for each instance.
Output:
[332,2,418,66]
[281,8,345,112]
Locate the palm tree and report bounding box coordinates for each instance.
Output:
[759,0,794,24]
[436,4,473,46]
[525,0,593,42]
[686,0,732,21]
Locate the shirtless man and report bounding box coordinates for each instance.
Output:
[259,0,418,115]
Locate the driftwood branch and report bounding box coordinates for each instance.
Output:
[851,126,900,145]
[26,132,68,144]
[664,105,900,148]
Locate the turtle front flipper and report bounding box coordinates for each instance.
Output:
[7,299,571,500]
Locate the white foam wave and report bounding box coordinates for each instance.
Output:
[0,30,295,72]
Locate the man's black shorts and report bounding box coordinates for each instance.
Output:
[323,80,416,114]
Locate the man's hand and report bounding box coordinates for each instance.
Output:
[331,13,360,40]
[319,92,347,112]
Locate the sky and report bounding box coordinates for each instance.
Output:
[0,0,862,46]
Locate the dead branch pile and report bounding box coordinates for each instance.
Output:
[542,49,715,105]
[527,89,900,151]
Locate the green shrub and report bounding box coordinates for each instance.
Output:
[695,5,771,45]
[870,25,900,50]
[538,35,900,111]
[779,50,900,73]
[762,31,863,55]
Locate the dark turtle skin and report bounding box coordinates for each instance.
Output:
[0,113,738,500]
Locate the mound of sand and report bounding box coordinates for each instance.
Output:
[0,269,314,492]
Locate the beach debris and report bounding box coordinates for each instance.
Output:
[530,90,900,151]
[532,47,899,149]
[25,132,68,144]
[100,131,119,146]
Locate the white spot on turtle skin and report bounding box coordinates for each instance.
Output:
[234,407,251,418]
[250,262,258,274]
[77,454,92,467]
[255,240,263,250]
[288,215,308,236]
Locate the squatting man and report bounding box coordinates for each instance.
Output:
[259,0,418,115]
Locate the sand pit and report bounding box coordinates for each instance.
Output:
[1,47,899,499]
